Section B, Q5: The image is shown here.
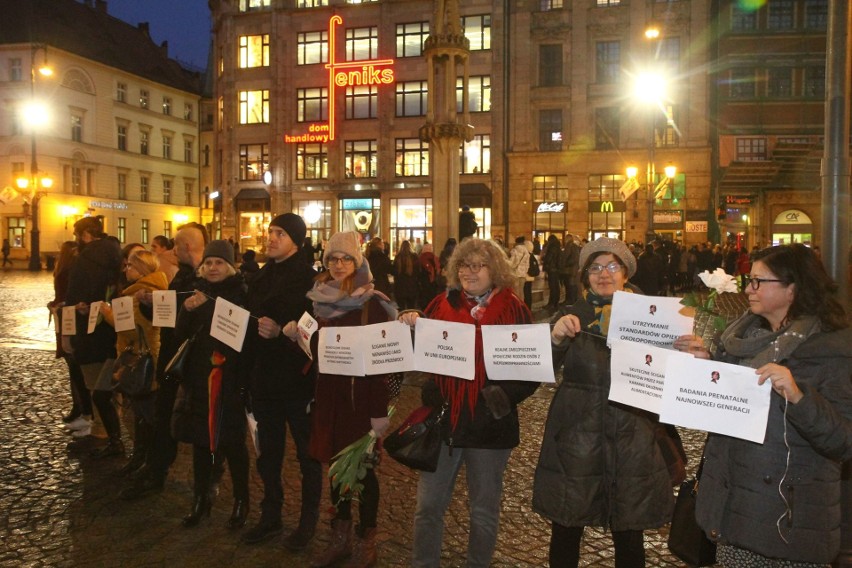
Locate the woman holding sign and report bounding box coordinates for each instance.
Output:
[283,230,396,568]
[534,236,673,567]
[398,237,535,568]
[170,240,250,529]
[674,244,852,566]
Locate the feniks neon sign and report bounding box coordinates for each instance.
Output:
[284,15,395,144]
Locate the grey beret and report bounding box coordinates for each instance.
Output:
[577,237,637,277]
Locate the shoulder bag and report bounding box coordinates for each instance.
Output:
[112,326,154,397]
[383,403,446,472]
[668,440,717,567]
[163,330,197,384]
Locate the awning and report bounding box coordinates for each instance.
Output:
[234,188,270,200]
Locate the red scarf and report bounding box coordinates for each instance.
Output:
[424,288,532,429]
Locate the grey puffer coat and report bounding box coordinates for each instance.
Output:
[696,324,852,564]
[532,297,674,531]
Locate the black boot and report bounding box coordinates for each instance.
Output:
[226,499,250,530]
[182,493,212,528]
[91,438,125,459]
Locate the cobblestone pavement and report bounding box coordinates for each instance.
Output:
[0,270,747,567]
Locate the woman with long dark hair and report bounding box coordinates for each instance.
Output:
[393,239,420,310]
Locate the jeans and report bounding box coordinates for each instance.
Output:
[549,523,646,568]
[253,397,322,526]
[411,444,512,568]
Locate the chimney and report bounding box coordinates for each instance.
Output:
[138,22,150,38]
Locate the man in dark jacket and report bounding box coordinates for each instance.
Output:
[120,222,207,500]
[241,213,322,549]
[559,235,580,305]
[633,244,667,296]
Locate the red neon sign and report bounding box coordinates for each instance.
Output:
[285,15,395,144]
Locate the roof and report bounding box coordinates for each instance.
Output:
[0,0,204,95]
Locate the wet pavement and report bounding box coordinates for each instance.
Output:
[0,269,747,567]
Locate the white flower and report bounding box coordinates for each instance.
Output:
[697,268,739,294]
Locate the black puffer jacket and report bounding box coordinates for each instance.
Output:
[532,296,674,531]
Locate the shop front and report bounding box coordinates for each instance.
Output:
[234,188,271,254]
[771,209,813,246]
[588,200,626,241]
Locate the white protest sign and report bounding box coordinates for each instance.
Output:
[111,296,136,332]
[362,320,415,375]
[318,326,365,376]
[414,318,475,380]
[61,305,77,336]
[296,311,319,360]
[660,355,772,444]
[210,297,251,352]
[87,301,102,334]
[608,291,694,348]
[481,323,555,382]
[608,340,674,414]
[152,290,177,328]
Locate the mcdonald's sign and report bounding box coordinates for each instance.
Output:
[588,201,626,213]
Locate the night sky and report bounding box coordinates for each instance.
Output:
[105,0,211,70]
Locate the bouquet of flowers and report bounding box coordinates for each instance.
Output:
[680,268,739,332]
[328,405,395,503]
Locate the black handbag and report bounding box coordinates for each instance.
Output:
[383,404,446,472]
[163,331,196,384]
[668,446,717,567]
[112,326,154,397]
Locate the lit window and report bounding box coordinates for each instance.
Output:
[239,34,270,68]
[540,0,563,10]
[396,22,429,58]
[297,88,328,122]
[346,27,378,61]
[463,15,491,51]
[596,0,621,6]
[395,138,429,177]
[736,138,767,161]
[162,97,172,116]
[345,140,378,178]
[140,89,149,109]
[141,219,150,244]
[296,143,328,180]
[345,85,378,119]
[460,134,490,174]
[396,81,428,117]
[239,143,269,181]
[457,76,491,113]
[163,220,172,239]
[297,31,328,65]
[239,90,270,124]
[184,103,193,121]
[297,0,328,6]
[117,218,126,243]
[539,110,563,152]
[239,0,270,11]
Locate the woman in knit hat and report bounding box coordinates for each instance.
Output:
[533,237,673,567]
[282,230,396,568]
[170,240,250,530]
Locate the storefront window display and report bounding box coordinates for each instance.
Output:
[532,175,571,239]
[771,209,813,246]
[339,196,381,243]
[239,211,272,254]
[389,197,432,255]
[588,174,626,240]
[294,198,332,260]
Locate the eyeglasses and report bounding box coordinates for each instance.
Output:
[586,261,623,275]
[326,255,355,267]
[458,262,488,274]
[744,275,786,291]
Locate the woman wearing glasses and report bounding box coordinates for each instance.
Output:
[674,244,851,567]
[533,237,674,567]
[398,237,536,568]
[283,231,396,568]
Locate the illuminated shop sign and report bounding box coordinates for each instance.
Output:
[341,198,375,210]
[284,15,395,144]
[587,201,626,213]
[536,202,565,213]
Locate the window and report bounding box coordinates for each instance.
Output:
[345,140,378,178]
[218,96,224,130]
[163,135,172,159]
[395,138,429,176]
[184,182,193,206]
[184,139,193,163]
[7,217,26,248]
[730,68,755,98]
[162,97,172,116]
[116,82,127,102]
[296,143,328,180]
[239,143,269,180]
[596,41,621,83]
[596,0,622,6]
[731,4,757,31]
[71,115,82,142]
[140,176,149,201]
[117,124,128,151]
[163,220,172,239]
[239,0,270,11]
[9,58,22,81]
[397,22,429,57]
[297,0,328,6]
[346,27,378,61]
[297,88,328,122]
[540,0,563,10]
[655,105,679,147]
[71,167,82,195]
[767,0,795,30]
[297,31,328,65]
[656,38,680,72]
[163,179,172,204]
[458,76,491,112]
[140,89,149,109]
[345,85,378,119]
[184,103,193,121]
[118,173,127,200]
[804,66,826,98]
[805,0,828,30]
[736,137,767,161]
[767,67,792,97]
[396,81,428,117]
[140,130,149,155]
[117,218,126,243]
[239,90,270,124]
[239,34,270,68]
[141,219,150,244]
[539,110,563,152]
[539,44,563,87]
[463,15,491,51]
[595,107,620,150]
[587,175,625,236]
[461,134,490,174]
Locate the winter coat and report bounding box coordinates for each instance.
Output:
[393,251,420,302]
[421,288,538,449]
[171,274,248,450]
[65,237,123,365]
[632,251,667,296]
[533,296,674,531]
[366,248,393,297]
[243,252,316,402]
[308,297,391,462]
[509,244,530,278]
[144,262,201,379]
[542,240,562,274]
[417,251,441,309]
[696,324,852,564]
[559,242,580,279]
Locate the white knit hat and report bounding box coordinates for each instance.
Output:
[323,231,364,268]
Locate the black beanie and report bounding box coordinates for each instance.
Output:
[202,239,235,267]
[269,213,306,248]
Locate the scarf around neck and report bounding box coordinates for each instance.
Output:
[719,312,820,368]
[307,260,397,320]
[583,287,632,337]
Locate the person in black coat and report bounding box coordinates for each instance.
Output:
[632,244,667,296]
[171,240,249,529]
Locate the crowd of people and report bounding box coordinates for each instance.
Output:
[47,214,850,568]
